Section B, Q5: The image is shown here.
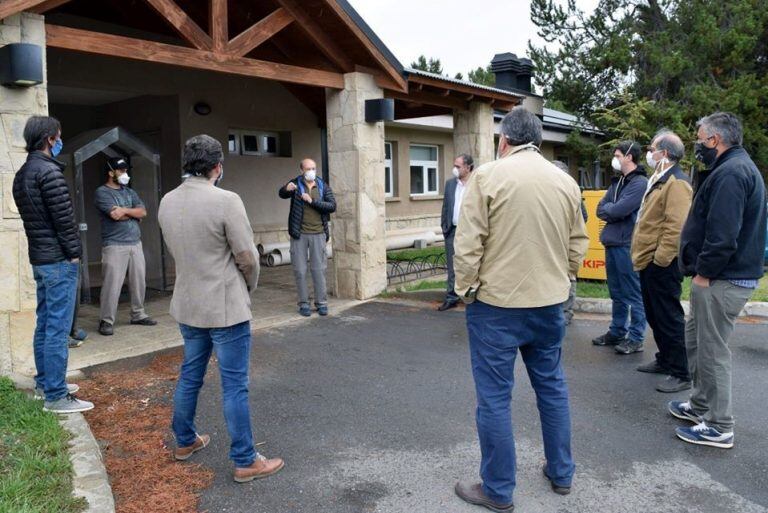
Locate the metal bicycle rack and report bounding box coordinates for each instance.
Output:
[386,252,448,285]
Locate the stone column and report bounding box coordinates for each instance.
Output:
[325,72,387,300]
[453,101,494,167]
[0,13,48,378]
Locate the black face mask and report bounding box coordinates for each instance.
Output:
[694,142,718,168]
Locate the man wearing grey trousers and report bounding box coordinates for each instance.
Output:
[672,112,766,449]
[279,159,336,317]
[95,157,156,336]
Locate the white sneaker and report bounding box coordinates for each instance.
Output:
[43,394,94,413]
[33,383,80,400]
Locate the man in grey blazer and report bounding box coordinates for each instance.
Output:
[438,153,474,311]
[159,135,284,483]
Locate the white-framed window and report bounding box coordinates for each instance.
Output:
[384,141,394,197]
[227,132,239,154]
[228,129,281,157]
[241,130,279,156]
[409,144,439,195]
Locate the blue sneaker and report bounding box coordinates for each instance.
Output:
[317,305,328,316]
[299,305,311,317]
[668,401,701,424]
[676,422,734,449]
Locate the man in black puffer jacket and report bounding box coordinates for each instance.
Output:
[278,158,336,317]
[12,116,93,414]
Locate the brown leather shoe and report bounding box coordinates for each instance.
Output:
[233,454,285,483]
[174,433,210,461]
[454,481,514,512]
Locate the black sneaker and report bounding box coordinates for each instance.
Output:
[592,331,627,346]
[637,360,666,373]
[98,321,113,336]
[615,339,644,354]
[656,376,692,393]
[130,317,157,326]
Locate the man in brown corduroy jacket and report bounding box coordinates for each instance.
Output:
[631,130,693,393]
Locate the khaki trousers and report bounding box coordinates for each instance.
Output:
[100,242,148,324]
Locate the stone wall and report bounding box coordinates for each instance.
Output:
[0,13,47,377]
[325,73,387,300]
[453,101,494,168]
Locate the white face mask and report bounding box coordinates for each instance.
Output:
[117,173,130,185]
[645,151,658,170]
[303,169,317,182]
[611,157,622,172]
[452,167,460,179]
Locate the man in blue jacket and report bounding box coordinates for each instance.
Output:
[278,159,336,317]
[669,112,766,449]
[593,141,647,354]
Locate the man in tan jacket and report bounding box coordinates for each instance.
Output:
[158,135,283,483]
[453,108,589,511]
[632,130,693,393]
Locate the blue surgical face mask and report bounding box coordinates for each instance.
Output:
[51,138,63,157]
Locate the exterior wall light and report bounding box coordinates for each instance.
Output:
[0,43,43,88]
[193,102,212,115]
[365,98,394,123]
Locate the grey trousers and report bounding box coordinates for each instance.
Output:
[100,242,148,324]
[444,229,459,303]
[290,233,328,307]
[686,280,752,432]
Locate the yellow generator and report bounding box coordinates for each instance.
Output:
[578,190,608,280]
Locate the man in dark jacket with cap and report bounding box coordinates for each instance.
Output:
[94,157,156,336]
[278,158,336,317]
[669,112,766,449]
[593,141,648,354]
[13,115,93,414]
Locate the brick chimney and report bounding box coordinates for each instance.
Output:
[490,53,534,93]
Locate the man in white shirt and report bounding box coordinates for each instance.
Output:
[438,154,474,311]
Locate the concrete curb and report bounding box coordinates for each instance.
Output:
[574,297,768,318]
[59,413,115,513]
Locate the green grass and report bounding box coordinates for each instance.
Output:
[387,246,446,262]
[577,276,768,302]
[0,377,86,513]
[392,276,768,302]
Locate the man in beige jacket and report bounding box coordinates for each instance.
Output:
[453,107,589,512]
[158,135,283,483]
[632,130,693,393]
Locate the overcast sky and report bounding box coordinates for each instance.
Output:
[347,0,599,77]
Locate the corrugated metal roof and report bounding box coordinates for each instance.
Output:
[404,68,525,99]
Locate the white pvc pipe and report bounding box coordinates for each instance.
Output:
[257,242,290,255]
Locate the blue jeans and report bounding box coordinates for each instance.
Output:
[172,321,257,467]
[466,301,574,505]
[32,261,79,402]
[605,245,646,341]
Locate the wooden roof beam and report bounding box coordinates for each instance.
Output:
[0,0,57,19]
[29,0,71,14]
[144,0,212,51]
[209,0,227,53]
[45,24,345,89]
[227,7,294,58]
[274,0,355,72]
[386,90,468,111]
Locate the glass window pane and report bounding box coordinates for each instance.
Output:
[428,168,437,192]
[410,145,436,162]
[242,134,258,153]
[385,166,391,193]
[228,133,237,153]
[264,136,278,153]
[410,165,424,194]
[385,142,392,160]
